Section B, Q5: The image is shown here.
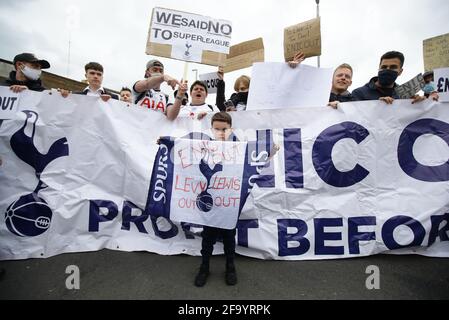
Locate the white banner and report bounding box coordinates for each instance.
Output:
[1,87,449,261]
[247,62,333,110]
[435,67,449,102]
[149,7,232,63]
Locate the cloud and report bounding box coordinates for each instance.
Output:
[1,0,448,103]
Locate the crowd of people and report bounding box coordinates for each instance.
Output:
[1,50,440,121]
[0,49,441,288]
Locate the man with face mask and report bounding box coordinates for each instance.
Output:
[352,51,427,104]
[2,53,50,93]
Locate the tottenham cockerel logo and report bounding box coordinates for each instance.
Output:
[5,111,69,237]
[196,148,223,213]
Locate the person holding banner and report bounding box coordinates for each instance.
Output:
[133,59,185,120]
[352,51,430,104]
[1,53,50,93]
[178,80,219,118]
[194,112,238,287]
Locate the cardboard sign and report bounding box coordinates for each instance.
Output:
[434,67,449,102]
[0,91,19,119]
[395,74,425,99]
[223,38,265,73]
[199,72,220,94]
[146,7,232,66]
[284,17,321,62]
[423,33,449,72]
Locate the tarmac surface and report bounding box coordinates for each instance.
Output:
[1,249,448,300]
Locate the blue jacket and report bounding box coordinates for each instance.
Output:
[352,77,399,101]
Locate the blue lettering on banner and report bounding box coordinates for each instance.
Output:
[150,215,179,239]
[236,219,259,247]
[144,137,175,219]
[428,213,449,246]
[121,201,148,234]
[348,217,376,254]
[436,76,449,93]
[283,128,304,189]
[398,119,449,182]
[277,219,310,256]
[382,215,426,250]
[312,121,370,187]
[89,200,118,232]
[314,218,344,255]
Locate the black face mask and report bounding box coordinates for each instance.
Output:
[233,91,248,105]
[378,69,399,87]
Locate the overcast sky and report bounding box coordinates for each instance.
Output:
[0,0,448,104]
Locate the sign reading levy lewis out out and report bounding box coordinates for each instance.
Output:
[223,38,265,73]
[146,7,232,66]
[284,17,321,62]
[423,33,449,72]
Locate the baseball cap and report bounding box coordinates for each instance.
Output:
[146,59,164,71]
[13,53,50,69]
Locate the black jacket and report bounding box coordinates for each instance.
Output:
[352,77,399,101]
[1,71,46,92]
[329,91,353,103]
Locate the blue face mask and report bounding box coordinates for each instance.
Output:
[423,82,435,94]
[378,69,399,87]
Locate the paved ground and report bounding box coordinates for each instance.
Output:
[0,250,448,300]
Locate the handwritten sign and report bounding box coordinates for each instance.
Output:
[423,33,449,72]
[395,74,425,99]
[284,17,321,62]
[223,38,264,73]
[146,7,232,66]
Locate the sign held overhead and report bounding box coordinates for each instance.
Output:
[423,32,449,72]
[146,7,232,66]
[284,17,321,62]
[223,38,264,73]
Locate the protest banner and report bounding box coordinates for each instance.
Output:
[223,38,264,73]
[1,88,448,261]
[423,32,449,72]
[146,7,232,66]
[284,17,321,62]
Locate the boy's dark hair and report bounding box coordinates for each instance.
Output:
[85,62,104,73]
[211,112,232,127]
[190,80,208,94]
[380,51,405,67]
[120,87,132,93]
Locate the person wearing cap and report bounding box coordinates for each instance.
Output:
[1,53,50,93]
[423,71,436,98]
[132,59,185,120]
